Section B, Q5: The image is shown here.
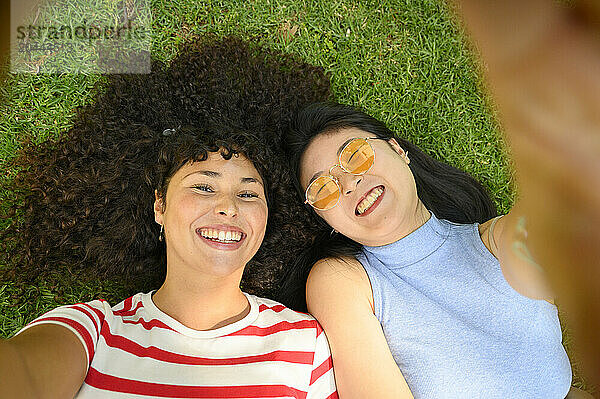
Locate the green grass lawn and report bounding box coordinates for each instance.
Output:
[0,0,593,394]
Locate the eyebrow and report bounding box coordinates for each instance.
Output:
[240,177,263,186]
[185,170,220,179]
[183,170,263,186]
[307,138,355,186]
[337,138,354,157]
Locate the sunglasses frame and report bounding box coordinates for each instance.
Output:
[304,137,387,211]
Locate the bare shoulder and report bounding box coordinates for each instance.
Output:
[305,257,414,398]
[477,217,495,238]
[307,256,374,315]
[478,215,506,258]
[308,256,369,285]
[479,213,555,303]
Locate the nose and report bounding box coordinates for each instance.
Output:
[335,171,362,196]
[214,194,238,217]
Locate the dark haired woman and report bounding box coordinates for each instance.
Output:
[0,37,337,398]
[280,0,599,396]
[283,103,571,398]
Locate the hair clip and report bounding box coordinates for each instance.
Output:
[161,125,181,136]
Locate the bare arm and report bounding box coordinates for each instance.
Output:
[566,386,596,399]
[479,213,554,304]
[306,257,414,399]
[453,0,600,385]
[0,324,88,399]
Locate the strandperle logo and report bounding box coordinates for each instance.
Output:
[16,19,147,43]
[10,0,152,74]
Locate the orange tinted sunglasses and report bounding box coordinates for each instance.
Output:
[304,137,386,211]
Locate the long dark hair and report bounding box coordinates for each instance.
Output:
[277,102,497,310]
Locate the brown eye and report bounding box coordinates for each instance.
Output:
[239,191,259,199]
[192,184,213,193]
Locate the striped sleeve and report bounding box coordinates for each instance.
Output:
[16,300,107,368]
[306,323,338,399]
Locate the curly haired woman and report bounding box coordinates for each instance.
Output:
[0,37,337,398]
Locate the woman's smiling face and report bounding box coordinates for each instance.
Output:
[300,127,428,246]
[154,152,268,278]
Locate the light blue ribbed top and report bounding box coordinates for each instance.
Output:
[356,212,571,398]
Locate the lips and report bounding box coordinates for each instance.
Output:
[355,185,385,217]
[196,224,246,250]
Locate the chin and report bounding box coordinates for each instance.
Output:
[201,255,248,275]
[352,224,397,244]
[209,264,247,278]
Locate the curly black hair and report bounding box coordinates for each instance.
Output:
[1,36,331,298]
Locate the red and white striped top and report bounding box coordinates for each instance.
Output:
[18,292,337,399]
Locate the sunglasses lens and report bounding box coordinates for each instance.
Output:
[340,138,375,174]
[306,175,340,210]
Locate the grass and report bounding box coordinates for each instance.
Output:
[0,0,592,394]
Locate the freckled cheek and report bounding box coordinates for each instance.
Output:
[169,196,212,224]
[239,202,268,230]
[255,208,269,235]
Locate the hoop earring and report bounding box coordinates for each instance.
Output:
[330,228,338,237]
[159,224,164,242]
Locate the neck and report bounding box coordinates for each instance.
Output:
[411,200,431,231]
[152,260,249,331]
[386,200,431,245]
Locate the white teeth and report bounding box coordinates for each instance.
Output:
[199,229,243,243]
[357,187,384,215]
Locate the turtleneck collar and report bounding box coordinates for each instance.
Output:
[362,212,450,268]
